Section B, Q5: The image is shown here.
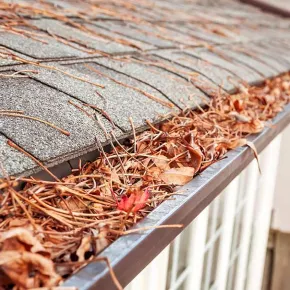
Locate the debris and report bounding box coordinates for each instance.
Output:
[160,167,195,185]
[1,70,290,289]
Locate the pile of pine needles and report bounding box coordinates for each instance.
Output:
[0,73,290,289]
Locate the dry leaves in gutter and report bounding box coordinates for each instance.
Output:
[0,73,290,289]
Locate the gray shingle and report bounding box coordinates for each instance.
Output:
[92,21,175,48]
[76,21,155,51]
[31,19,137,55]
[0,31,87,59]
[260,41,290,65]
[0,135,36,177]
[0,75,118,163]
[245,44,288,72]
[244,42,290,71]
[183,48,264,84]
[93,56,210,109]
[153,50,238,93]
[19,63,175,132]
[212,47,278,79]
[141,54,227,98]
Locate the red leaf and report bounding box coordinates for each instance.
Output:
[132,188,150,213]
[117,194,135,212]
[117,189,150,213]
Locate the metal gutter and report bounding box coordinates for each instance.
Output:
[62,102,290,289]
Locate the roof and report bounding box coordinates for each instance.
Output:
[0,0,290,178]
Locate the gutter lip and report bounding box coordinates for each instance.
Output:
[62,102,290,289]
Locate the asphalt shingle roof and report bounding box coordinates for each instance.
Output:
[1,0,290,177]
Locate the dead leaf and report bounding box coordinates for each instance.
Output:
[92,202,104,212]
[153,155,170,170]
[0,251,61,288]
[143,166,161,182]
[0,228,49,257]
[229,111,250,123]
[118,194,135,212]
[233,99,244,112]
[217,139,261,172]
[59,197,87,211]
[234,119,264,133]
[263,94,276,105]
[111,169,121,183]
[92,229,109,254]
[184,132,203,171]
[245,141,261,173]
[132,188,150,213]
[118,188,150,213]
[160,167,195,185]
[76,236,92,262]
[124,160,142,171]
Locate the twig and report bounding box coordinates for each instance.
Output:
[7,140,60,181]
[0,112,70,136]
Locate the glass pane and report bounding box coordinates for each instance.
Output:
[210,238,221,288]
[217,193,225,230]
[201,250,209,290]
[206,202,215,242]
[166,244,175,288]
[201,237,221,290]
[226,258,238,290]
[177,279,187,290]
[230,207,244,257]
[206,195,223,243]
[177,225,192,276]
[237,170,247,204]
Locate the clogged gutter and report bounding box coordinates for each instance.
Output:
[0,73,290,289]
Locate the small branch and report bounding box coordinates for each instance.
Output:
[7,140,60,182]
[0,112,70,136]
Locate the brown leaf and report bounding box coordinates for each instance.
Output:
[0,251,61,288]
[245,141,261,173]
[0,228,49,257]
[146,166,162,179]
[124,160,142,171]
[185,133,203,172]
[76,236,92,262]
[160,167,195,185]
[234,119,264,134]
[153,155,170,170]
[216,139,261,172]
[111,169,121,183]
[92,229,109,254]
[59,198,87,211]
[166,133,203,171]
[263,94,276,105]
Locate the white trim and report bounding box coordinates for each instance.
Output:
[203,197,221,290]
[169,234,181,286]
[246,135,282,290]
[184,207,209,290]
[126,246,170,290]
[216,176,240,290]
[235,161,259,290]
